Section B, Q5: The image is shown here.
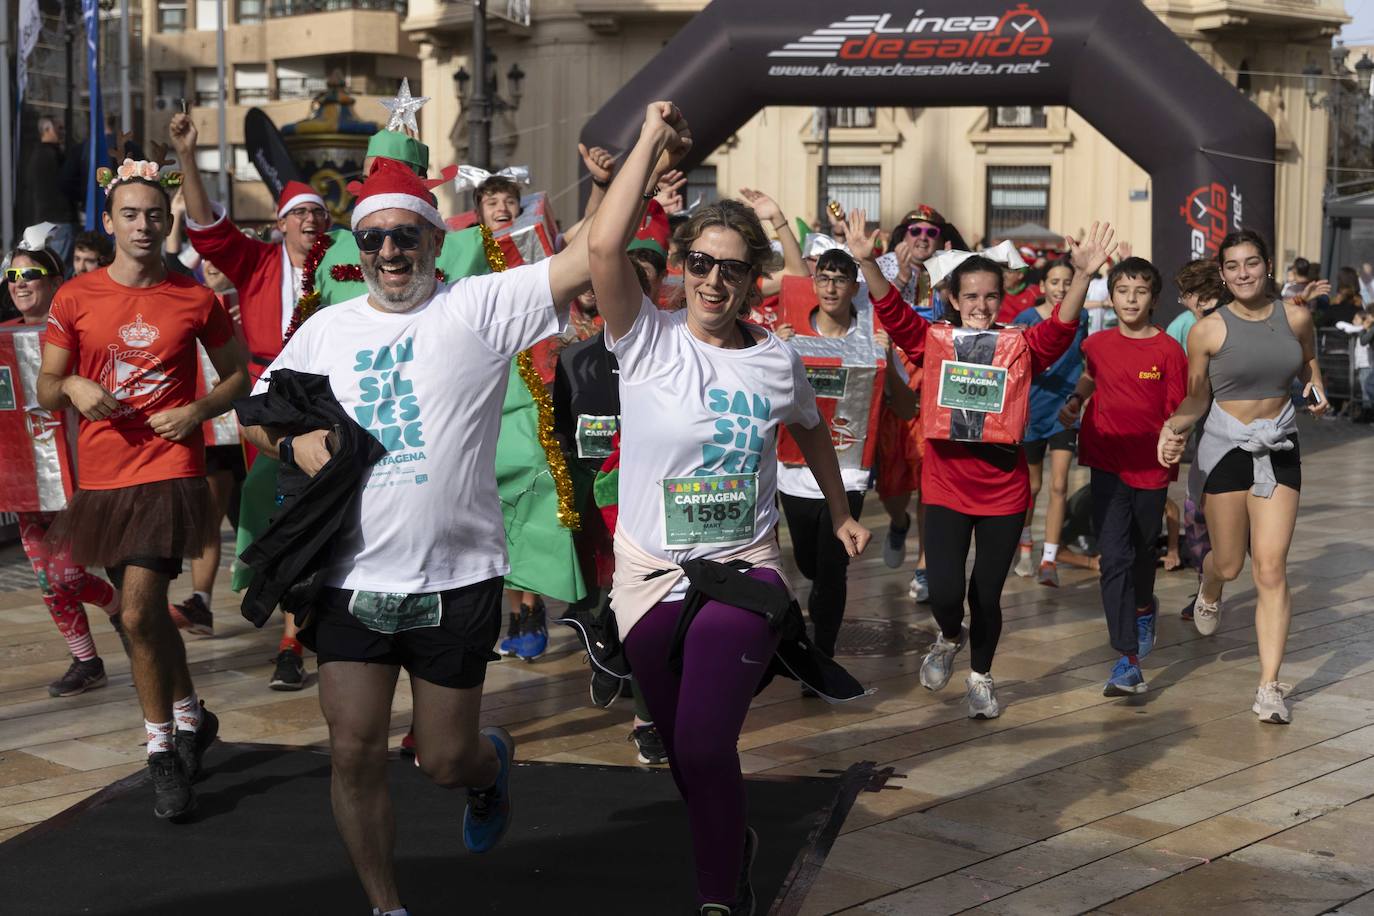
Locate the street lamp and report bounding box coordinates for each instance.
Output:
[1356,53,1374,97]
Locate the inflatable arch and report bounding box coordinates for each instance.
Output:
[580,0,1275,301]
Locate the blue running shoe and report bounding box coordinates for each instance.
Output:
[463,726,514,853]
[1136,596,1158,660]
[514,600,548,662]
[1103,656,1147,697]
[496,609,524,657]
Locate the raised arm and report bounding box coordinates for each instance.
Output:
[848,208,930,362]
[1057,222,1116,326]
[167,111,215,227]
[740,189,805,278]
[587,102,692,340]
[561,144,619,245]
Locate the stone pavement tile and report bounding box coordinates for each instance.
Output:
[930,770,1157,842]
[1332,890,1374,915]
[1255,796,1374,864]
[839,786,942,834]
[976,848,1187,916]
[21,737,142,771]
[0,749,73,788]
[956,825,1141,892]
[797,867,903,916]
[883,810,1033,856]
[850,871,1021,916]
[0,761,141,807]
[824,822,988,886]
[1229,843,1374,888]
[1098,858,1361,915]
[0,824,31,842]
[1,789,110,825]
[1140,813,1278,863]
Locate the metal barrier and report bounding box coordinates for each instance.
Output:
[1315,326,1370,408]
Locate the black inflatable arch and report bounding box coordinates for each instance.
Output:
[581,0,1274,294]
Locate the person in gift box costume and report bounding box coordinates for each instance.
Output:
[851,208,1116,721]
[2,244,123,697]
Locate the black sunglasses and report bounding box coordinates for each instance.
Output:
[684,250,753,286]
[4,267,51,282]
[353,225,425,253]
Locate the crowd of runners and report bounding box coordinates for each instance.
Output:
[0,99,1330,916]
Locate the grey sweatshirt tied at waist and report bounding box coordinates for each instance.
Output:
[1195,400,1298,498]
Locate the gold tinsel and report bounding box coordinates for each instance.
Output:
[480,225,581,532]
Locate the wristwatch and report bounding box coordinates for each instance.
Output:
[279,435,295,469]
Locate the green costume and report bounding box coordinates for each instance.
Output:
[233,130,584,605]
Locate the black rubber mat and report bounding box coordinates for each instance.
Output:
[2,742,874,915]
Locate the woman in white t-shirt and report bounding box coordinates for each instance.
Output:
[588,102,872,916]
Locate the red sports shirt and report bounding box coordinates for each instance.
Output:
[1079,327,1188,490]
[46,268,235,490]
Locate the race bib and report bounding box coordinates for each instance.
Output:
[805,365,849,399]
[348,591,442,635]
[575,414,619,460]
[936,360,1008,414]
[661,474,758,548]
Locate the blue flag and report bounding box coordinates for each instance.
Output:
[82,0,109,231]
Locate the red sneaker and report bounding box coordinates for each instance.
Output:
[169,594,214,636]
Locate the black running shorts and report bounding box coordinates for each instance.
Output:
[309,577,504,689]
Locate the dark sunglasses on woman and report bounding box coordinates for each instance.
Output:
[353,225,424,253]
[4,267,51,282]
[908,225,941,239]
[684,250,752,286]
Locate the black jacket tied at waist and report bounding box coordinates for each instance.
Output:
[233,369,386,628]
[673,559,870,702]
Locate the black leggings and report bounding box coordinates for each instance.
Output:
[923,504,1024,675]
[779,490,866,658]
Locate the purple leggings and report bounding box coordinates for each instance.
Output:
[623,567,783,906]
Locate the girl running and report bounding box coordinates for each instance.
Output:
[850,212,1116,718]
[1158,230,1326,724]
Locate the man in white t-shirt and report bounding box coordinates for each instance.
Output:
[241,158,591,916]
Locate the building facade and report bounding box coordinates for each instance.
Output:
[145,0,1351,265]
[140,0,421,219]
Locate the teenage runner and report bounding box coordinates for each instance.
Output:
[1060,257,1187,696]
[1159,230,1326,724]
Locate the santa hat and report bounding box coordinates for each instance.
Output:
[626,200,670,258]
[348,157,446,230]
[277,181,326,219]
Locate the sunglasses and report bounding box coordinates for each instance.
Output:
[684,250,753,286]
[353,225,424,253]
[907,225,941,239]
[5,267,51,282]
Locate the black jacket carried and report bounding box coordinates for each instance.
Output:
[673,559,870,702]
[233,369,386,628]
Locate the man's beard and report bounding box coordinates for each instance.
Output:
[361,246,438,313]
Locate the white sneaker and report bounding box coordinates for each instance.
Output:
[1013,544,1035,578]
[1253,681,1292,724]
[919,627,966,691]
[1193,592,1222,636]
[966,672,1001,719]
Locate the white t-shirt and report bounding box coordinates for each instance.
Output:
[777,312,873,499]
[255,259,560,593]
[607,297,821,578]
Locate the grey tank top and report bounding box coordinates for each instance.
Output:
[1208,301,1304,401]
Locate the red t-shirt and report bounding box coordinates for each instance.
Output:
[1079,327,1188,490]
[871,284,1079,516]
[996,283,1041,324]
[46,268,235,490]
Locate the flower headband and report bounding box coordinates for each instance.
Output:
[96,158,184,196]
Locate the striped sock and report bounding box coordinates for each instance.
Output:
[65,629,98,662]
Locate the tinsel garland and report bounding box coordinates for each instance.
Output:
[329,264,447,284]
[480,224,581,532]
[284,231,334,343]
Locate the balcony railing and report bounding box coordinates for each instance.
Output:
[267,0,405,16]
